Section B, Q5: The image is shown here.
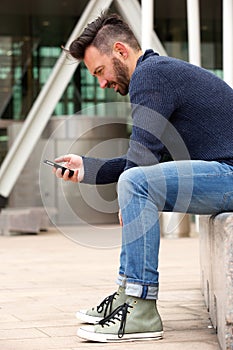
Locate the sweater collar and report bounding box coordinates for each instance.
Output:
[136,49,159,66]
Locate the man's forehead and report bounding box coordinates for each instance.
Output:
[84,45,100,59]
[84,46,109,74]
[84,46,101,71]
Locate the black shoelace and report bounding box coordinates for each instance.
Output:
[99,303,133,338]
[96,291,118,318]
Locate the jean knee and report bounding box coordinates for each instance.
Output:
[118,167,148,206]
[118,167,138,192]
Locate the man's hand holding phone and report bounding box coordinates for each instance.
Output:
[53,154,84,182]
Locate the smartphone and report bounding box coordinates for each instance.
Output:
[43,159,74,178]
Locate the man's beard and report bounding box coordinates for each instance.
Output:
[111,57,130,96]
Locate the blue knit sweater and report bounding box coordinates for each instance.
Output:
[82,50,233,184]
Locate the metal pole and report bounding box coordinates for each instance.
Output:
[141,0,154,51]
[186,0,201,66]
[187,0,201,233]
[115,0,167,56]
[223,0,233,87]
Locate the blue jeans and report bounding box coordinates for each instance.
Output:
[117,160,233,299]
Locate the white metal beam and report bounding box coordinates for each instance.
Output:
[223,0,233,87]
[0,0,113,199]
[187,0,201,233]
[186,0,201,66]
[115,0,167,56]
[141,0,154,51]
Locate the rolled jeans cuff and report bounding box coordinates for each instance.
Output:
[116,275,159,300]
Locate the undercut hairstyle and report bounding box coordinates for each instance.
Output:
[66,12,141,60]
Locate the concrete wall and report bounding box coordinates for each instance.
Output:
[200,213,233,350]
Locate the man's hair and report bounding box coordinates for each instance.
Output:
[67,12,141,60]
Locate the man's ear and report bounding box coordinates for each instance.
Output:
[113,42,128,59]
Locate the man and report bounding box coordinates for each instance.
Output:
[54,12,233,342]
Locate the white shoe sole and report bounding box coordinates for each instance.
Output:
[76,310,102,324]
[77,325,163,343]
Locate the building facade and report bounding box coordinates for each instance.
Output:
[0,0,228,221]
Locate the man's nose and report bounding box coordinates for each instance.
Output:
[98,77,108,89]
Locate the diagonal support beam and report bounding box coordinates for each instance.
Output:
[0,0,113,199]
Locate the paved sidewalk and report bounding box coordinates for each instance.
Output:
[0,225,219,350]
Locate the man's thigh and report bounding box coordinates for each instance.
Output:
[145,160,233,215]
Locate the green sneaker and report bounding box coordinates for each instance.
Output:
[77,296,163,342]
[76,286,126,324]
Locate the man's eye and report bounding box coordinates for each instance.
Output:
[96,68,103,76]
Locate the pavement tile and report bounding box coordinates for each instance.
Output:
[36,325,77,337]
[0,336,80,350]
[0,327,48,340]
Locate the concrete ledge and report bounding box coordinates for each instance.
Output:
[200,213,233,350]
[0,207,52,236]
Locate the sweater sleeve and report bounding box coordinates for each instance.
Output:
[82,156,127,184]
